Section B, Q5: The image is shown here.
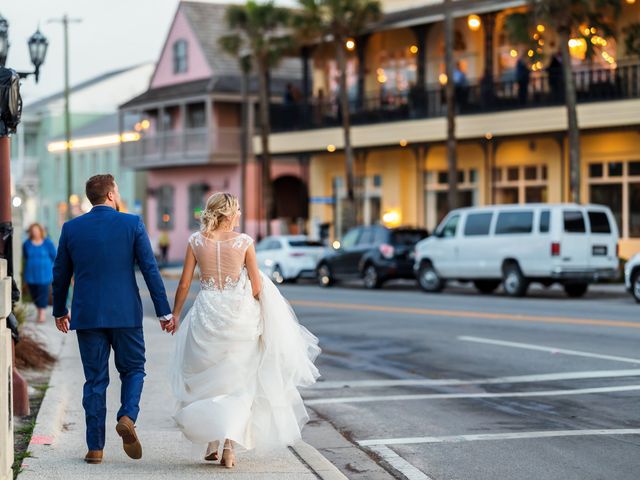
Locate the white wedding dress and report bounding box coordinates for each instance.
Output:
[171,232,320,452]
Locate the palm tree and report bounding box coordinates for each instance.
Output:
[294,0,381,232]
[219,1,293,236]
[443,0,458,211]
[506,0,620,204]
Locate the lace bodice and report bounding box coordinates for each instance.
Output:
[189,232,254,291]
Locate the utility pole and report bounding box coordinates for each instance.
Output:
[444,0,458,212]
[49,14,81,220]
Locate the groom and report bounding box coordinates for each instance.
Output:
[52,174,174,464]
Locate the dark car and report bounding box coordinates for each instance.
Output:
[316,226,429,289]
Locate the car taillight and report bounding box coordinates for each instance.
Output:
[379,243,395,259]
[551,242,561,257]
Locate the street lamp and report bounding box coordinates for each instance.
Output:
[27,29,48,82]
[0,15,9,66]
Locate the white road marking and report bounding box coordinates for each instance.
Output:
[358,429,640,446]
[458,336,640,365]
[304,384,640,405]
[308,369,640,390]
[367,445,434,480]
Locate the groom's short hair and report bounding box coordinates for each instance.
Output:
[86,174,116,205]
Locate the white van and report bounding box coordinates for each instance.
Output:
[414,203,619,297]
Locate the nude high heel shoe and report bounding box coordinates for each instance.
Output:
[221,441,235,468]
[204,441,219,461]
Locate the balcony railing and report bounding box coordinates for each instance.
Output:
[121,127,242,169]
[269,62,640,133]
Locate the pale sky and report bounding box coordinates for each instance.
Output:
[2,0,295,104]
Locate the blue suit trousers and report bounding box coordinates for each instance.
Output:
[76,328,146,451]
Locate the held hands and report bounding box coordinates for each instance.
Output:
[55,314,71,334]
[160,313,179,335]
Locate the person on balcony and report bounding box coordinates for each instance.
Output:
[516,53,531,105]
[453,61,469,110]
[547,51,564,103]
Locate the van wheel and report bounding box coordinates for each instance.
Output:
[363,265,382,289]
[633,271,640,303]
[317,264,334,288]
[502,263,529,297]
[564,283,589,298]
[417,262,445,293]
[474,280,500,294]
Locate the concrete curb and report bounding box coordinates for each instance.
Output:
[291,441,348,480]
[27,334,71,448]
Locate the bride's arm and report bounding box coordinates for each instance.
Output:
[245,244,262,299]
[172,245,197,322]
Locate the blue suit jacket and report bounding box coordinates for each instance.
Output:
[52,206,171,330]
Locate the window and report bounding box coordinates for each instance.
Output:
[157,185,175,230]
[173,39,188,73]
[340,229,361,249]
[493,164,548,205]
[539,210,550,233]
[588,160,640,238]
[188,183,208,229]
[495,211,534,234]
[588,211,612,234]
[563,211,585,233]
[439,215,460,238]
[186,102,206,128]
[268,240,282,250]
[464,213,493,236]
[425,168,479,230]
[357,228,376,246]
[391,229,428,245]
[288,240,324,247]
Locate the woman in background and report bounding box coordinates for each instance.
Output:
[23,223,56,323]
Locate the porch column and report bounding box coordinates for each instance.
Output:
[205,97,214,153]
[480,12,497,105]
[301,46,313,127]
[410,24,429,117]
[356,34,370,110]
[179,103,187,154]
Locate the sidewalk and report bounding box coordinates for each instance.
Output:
[20,317,344,480]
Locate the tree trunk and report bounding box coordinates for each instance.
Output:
[444,0,458,211]
[336,40,357,233]
[240,66,249,233]
[558,27,581,204]
[257,61,273,236]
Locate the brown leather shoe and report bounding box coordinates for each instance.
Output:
[84,450,103,464]
[115,416,142,459]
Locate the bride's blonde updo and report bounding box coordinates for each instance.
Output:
[200,192,240,233]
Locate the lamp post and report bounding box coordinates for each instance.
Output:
[0,13,49,419]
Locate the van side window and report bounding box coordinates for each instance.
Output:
[495,211,534,234]
[564,211,586,233]
[440,215,460,238]
[587,211,611,234]
[539,210,550,233]
[464,213,493,236]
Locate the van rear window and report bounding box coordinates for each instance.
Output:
[564,211,586,233]
[495,211,533,234]
[587,211,611,233]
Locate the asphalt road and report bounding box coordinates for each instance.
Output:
[144,275,640,480]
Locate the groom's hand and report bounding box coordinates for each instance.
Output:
[55,314,70,334]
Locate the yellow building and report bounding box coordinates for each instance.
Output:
[255,0,640,259]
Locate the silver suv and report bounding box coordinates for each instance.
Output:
[624,253,640,303]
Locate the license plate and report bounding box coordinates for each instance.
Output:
[592,245,607,256]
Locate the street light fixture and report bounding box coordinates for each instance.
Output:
[27,29,49,82]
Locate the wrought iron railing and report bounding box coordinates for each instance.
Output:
[268,62,640,133]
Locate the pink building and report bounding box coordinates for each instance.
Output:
[119,1,308,262]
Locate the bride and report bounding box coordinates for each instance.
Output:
[166,192,320,468]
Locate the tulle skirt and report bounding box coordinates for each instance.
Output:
[170,271,320,452]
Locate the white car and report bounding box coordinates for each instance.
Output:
[624,253,640,303]
[256,235,327,284]
[414,203,619,298]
